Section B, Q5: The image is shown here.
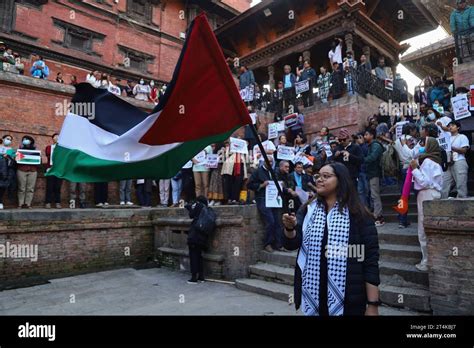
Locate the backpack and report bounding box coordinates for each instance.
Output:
[196,206,217,236]
[381,143,399,178]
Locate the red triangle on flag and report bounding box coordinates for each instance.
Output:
[140,14,251,146]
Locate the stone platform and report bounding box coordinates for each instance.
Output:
[0,205,264,290]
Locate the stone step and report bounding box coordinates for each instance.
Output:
[249,263,294,285]
[380,243,422,263]
[235,278,293,303]
[379,260,429,287]
[377,224,420,246]
[235,279,425,315]
[258,250,297,267]
[380,284,431,313]
[383,213,418,223]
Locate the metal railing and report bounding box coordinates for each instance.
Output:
[454,26,474,64]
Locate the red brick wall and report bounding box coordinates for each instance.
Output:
[453,60,474,89]
[250,94,383,144]
[0,209,155,289]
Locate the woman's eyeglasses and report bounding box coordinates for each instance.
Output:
[315,173,337,181]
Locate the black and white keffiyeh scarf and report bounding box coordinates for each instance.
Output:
[297,200,350,316]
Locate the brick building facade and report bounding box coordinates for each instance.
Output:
[0,0,250,85]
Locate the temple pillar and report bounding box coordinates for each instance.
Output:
[268,65,275,90]
[302,50,311,63]
[345,33,354,54]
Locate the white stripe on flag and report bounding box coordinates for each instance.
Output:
[58,112,183,163]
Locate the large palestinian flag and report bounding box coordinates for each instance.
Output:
[47,14,251,182]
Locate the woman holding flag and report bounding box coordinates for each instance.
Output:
[282,162,380,316]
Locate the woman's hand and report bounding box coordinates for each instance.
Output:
[282,213,297,231]
[365,305,379,316]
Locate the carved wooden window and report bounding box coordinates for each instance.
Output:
[18,0,47,8]
[118,45,155,73]
[52,18,105,56]
[127,0,152,24]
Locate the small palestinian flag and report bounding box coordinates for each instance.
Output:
[16,149,42,165]
[47,14,251,182]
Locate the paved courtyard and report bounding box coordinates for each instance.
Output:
[0,267,418,316]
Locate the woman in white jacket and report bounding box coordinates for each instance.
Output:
[409,137,443,271]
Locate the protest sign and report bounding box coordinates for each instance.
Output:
[284,113,298,128]
[193,151,207,166]
[395,121,408,139]
[249,113,257,125]
[277,145,295,161]
[268,123,279,140]
[295,187,309,205]
[295,80,310,94]
[452,94,472,121]
[265,181,283,208]
[385,79,393,91]
[230,137,248,155]
[206,154,219,169]
[292,154,313,167]
[437,131,451,152]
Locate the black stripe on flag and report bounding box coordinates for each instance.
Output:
[70,83,148,136]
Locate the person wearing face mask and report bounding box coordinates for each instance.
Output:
[149,80,159,104]
[133,78,151,101]
[16,135,38,209]
[45,133,62,209]
[0,135,16,209]
[409,137,443,271]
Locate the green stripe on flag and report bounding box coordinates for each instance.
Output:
[47,126,240,182]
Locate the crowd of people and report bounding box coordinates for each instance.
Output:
[234,36,409,119]
[0,41,166,105]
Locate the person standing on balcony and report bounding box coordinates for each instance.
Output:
[328,37,343,70]
[317,66,331,103]
[133,79,150,101]
[297,60,316,107]
[330,62,344,100]
[343,51,357,96]
[359,54,372,72]
[238,65,255,90]
[375,57,388,80]
[450,0,474,35]
[283,65,296,111]
[30,54,49,80]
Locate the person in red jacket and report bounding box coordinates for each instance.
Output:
[45,133,62,208]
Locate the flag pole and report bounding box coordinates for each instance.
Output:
[248,123,289,213]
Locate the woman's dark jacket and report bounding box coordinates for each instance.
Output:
[185,202,208,248]
[0,153,16,188]
[283,203,380,315]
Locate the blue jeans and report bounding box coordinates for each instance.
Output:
[398,168,409,226]
[171,178,182,204]
[256,197,282,249]
[358,172,370,207]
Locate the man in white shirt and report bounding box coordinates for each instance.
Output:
[441,121,470,198]
[328,37,343,68]
[253,133,276,168]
